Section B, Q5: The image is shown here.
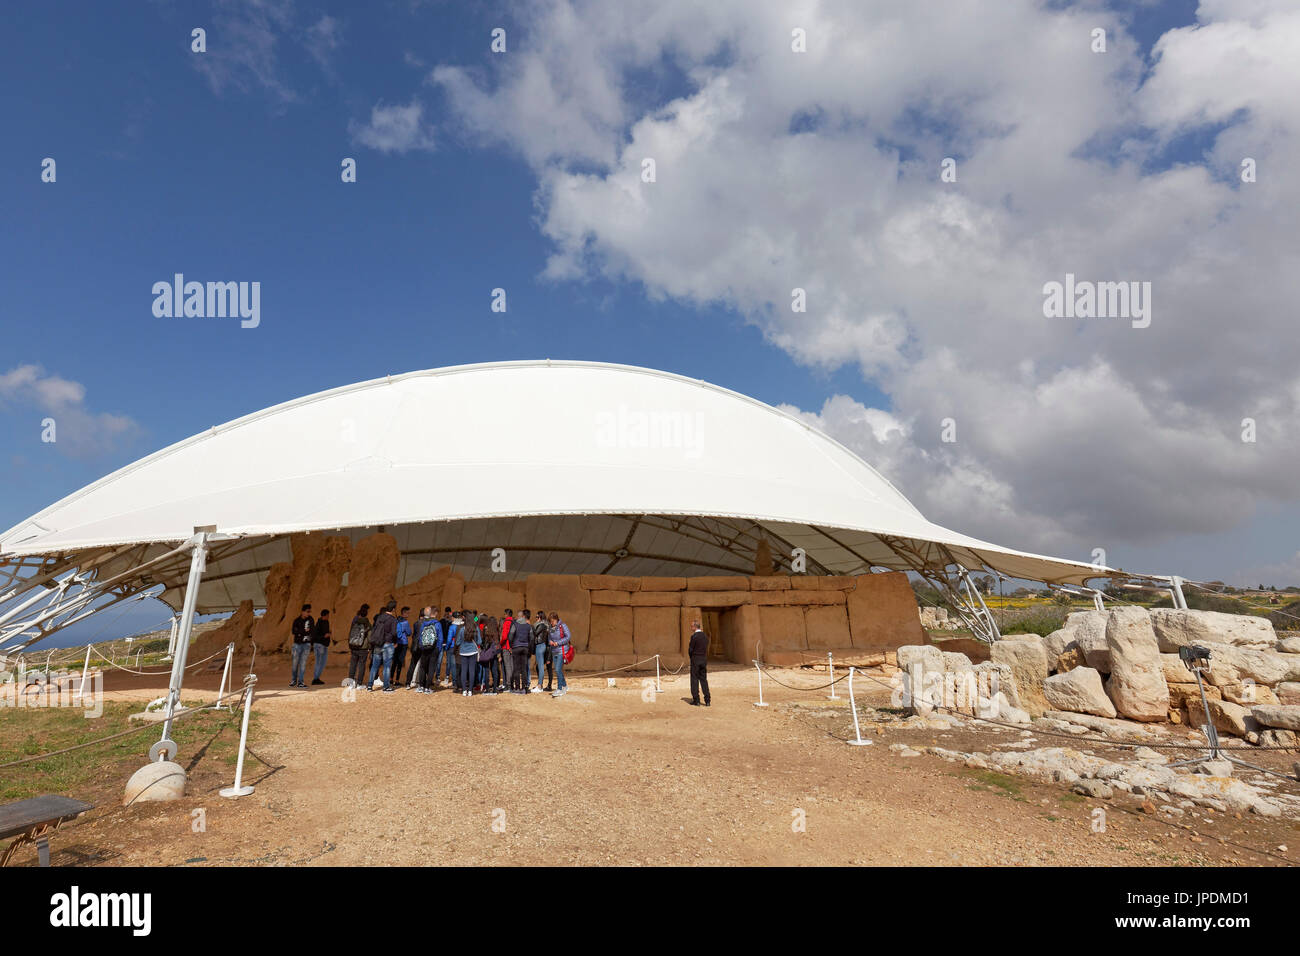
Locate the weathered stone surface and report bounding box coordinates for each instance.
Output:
[589,590,631,605]
[791,575,856,590]
[1278,636,1300,654]
[1160,653,1192,685]
[1277,681,1300,705]
[1187,698,1253,737]
[1198,642,1300,688]
[588,605,634,655]
[842,572,926,650]
[941,651,972,672]
[1066,611,1111,673]
[639,577,686,591]
[749,576,790,591]
[632,605,680,658]
[897,645,943,675]
[1167,681,1220,705]
[1149,608,1276,652]
[1043,627,1076,663]
[524,574,591,653]
[686,576,750,591]
[731,605,762,664]
[393,564,456,622]
[124,760,186,804]
[1044,667,1117,718]
[693,590,753,608]
[991,639,1049,717]
[804,605,850,651]
[194,599,257,659]
[629,591,682,607]
[1257,728,1298,751]
[1105,607,1169,722]
[1250,705,1300,731]
[1055,646,1086,673]
[579,575,641,592]
[463,584,523,618]
[679,605,702,658]
[1221,682,1278,706]
[758,605,806,653]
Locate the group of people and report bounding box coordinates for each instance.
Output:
[293,601,573,698]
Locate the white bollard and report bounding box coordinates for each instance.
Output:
[846,667,871,746]
[654,654,663,694]
[753,660,768,707]
[827,652,838,700]
[220,677,257,798]
[215,643,234,711]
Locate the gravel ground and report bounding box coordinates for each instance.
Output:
[26,657,1300,866]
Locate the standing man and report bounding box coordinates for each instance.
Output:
[511,610,533,695]
[310,608,331,685]
[290,604,314,688]
[547,611,570,698]
[368,601,399,693]
[345,604,371,687]
[688,618,711,707]
[392,606,412,688]
[440,607,456,687]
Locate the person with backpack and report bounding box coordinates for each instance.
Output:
[441,608,458,688]
[456,612,481,696]
[479,616,502,694]
[511,610,533,694]
[532,609,551,693]
[346,605,371,687]
[310,608,331,685]
[547,611,571,697]
[368,601,399,693]
[414,607,441,694]
[290,604,315,688]
[391,606,412,688]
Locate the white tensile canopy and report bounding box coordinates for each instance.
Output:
[0,360,1130,651]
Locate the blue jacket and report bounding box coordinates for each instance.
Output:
[443,621,461,649]
[549,621,571,647]
[395,619,412,646]
[456,624,481,656]
[416,617,441,648]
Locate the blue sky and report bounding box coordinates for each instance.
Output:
[3,0,1298,646]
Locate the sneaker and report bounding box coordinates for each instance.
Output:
[383,688,395,694]
[690,700,700,706]
[705,701,711,707]
[311,679,324,685]
[529,687,542,694]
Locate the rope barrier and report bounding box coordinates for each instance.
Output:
[89,643,225,675]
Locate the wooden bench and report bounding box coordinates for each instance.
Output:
[0,795,94,866]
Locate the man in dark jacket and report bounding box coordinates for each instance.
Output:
[368,601,399,692]
[290,604,314,688]
[531,611,551,692]
[511,610,534,694]
[310,608,331,685]
[688,619,710,706]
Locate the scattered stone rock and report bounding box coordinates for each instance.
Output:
[1257,729,1298,752]
[1195,759,1233,777]
[1150,608,1277,652]
[1221,682,1278,706]
[1276,682,1300,705]
[1277,637,1300,654]
[991,639,1049,717]
[1055,646,1087,673]
[1105,607,1169,722]
[940,651,973,672]
[1043,667,1117,718]
[1072,779,1113,798]
[1250,704,1300,731]
[1186,698,1254,737]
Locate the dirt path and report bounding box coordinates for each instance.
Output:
[29,657,1300,866]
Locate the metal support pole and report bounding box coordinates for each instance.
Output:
[165,614,180,661]
[159,534,208,754]
[215,642,234,710]
[76,644,92,700]
[654,654,662,694]
[1170,575,1188,610]
[846,667,870,746]
[1092,590,1105,612]
[752,660,768,707]
[827,652,838,700]
[220,677,257,798]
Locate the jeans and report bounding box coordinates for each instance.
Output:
[458,653,477,692]
[443,646,456,684]
[392,644,409,684]
[553,646,567,691]
[534,645,548,688]
[502,645,514,687]
[690,660,710,704]
[311,643,328,681]
[290,642,311,684]
[418,646,438,689]
[347,646,368,684]
[369,643,395,689]
[485,657,500,688]
[513,649,531,689]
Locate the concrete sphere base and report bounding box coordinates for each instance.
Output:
[124,760,187,805]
